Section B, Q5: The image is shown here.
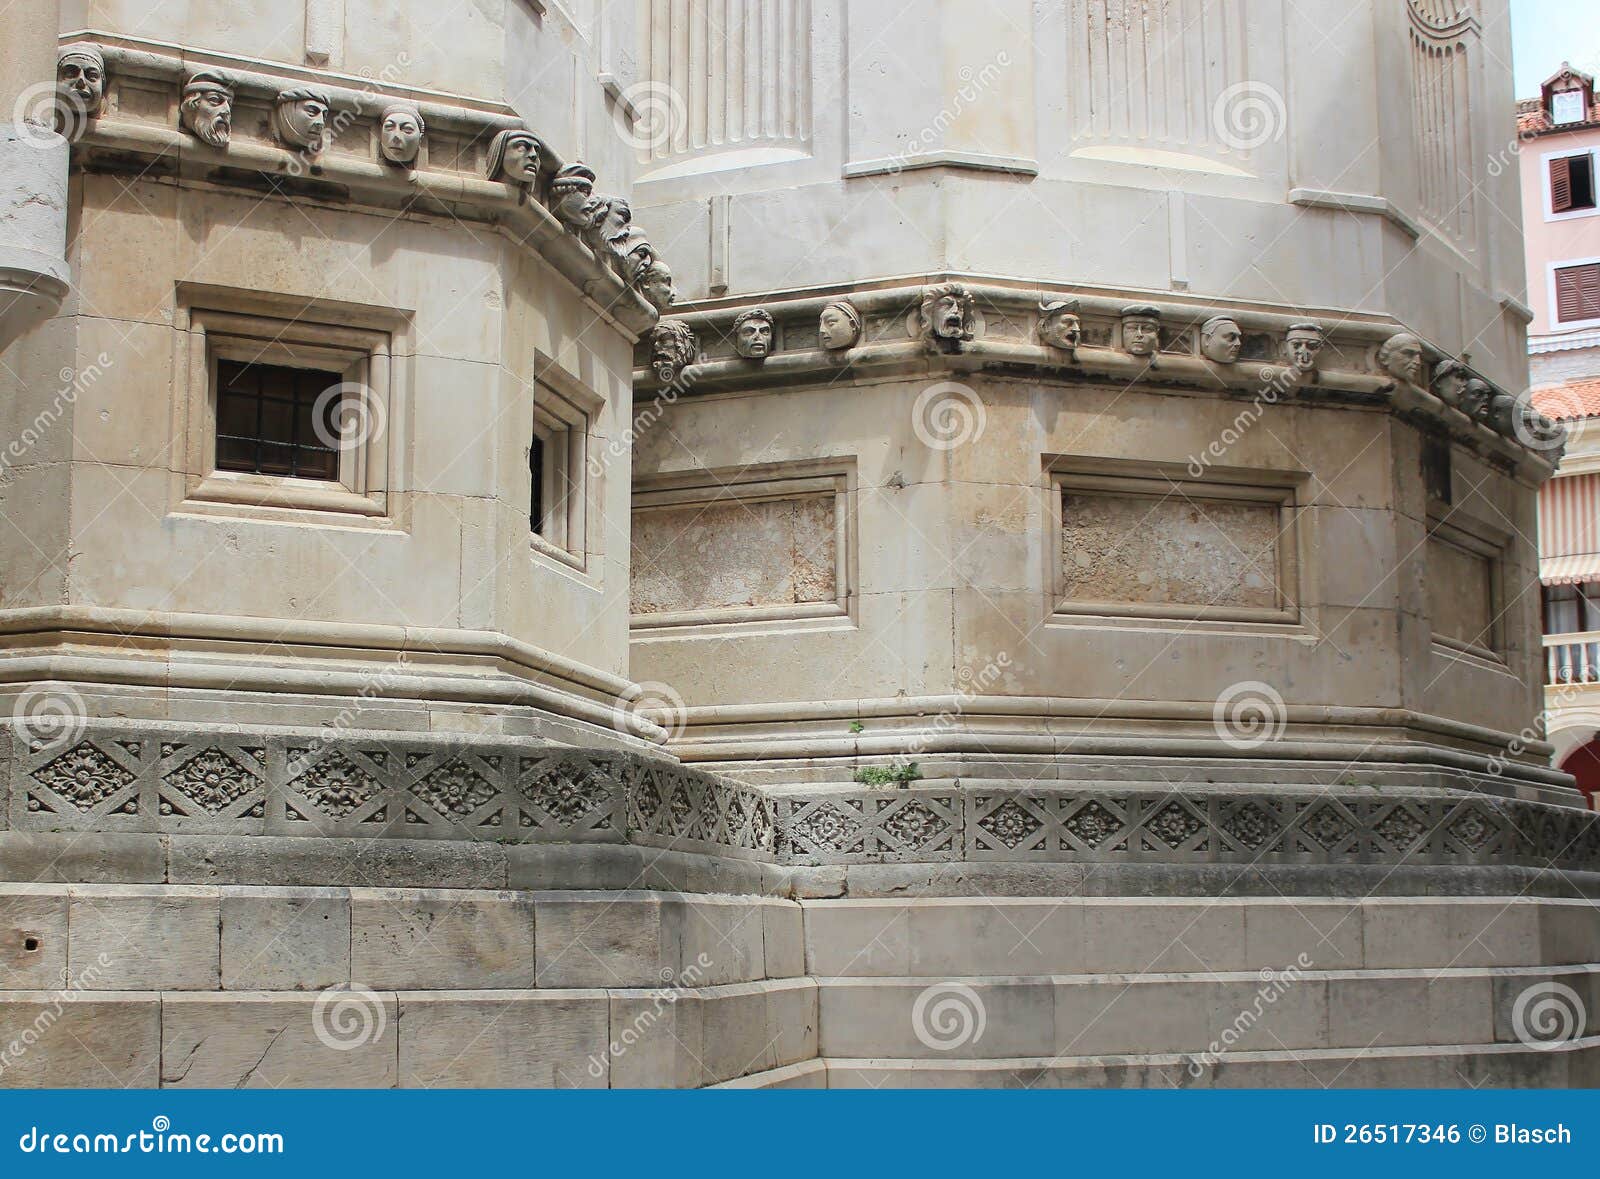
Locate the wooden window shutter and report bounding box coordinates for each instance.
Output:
[1556,263,1600,322]
[1553,155,1574,212]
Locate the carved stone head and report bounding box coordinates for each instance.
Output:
[56,43,106,124]
[921,283,976,349]
[487,127,542,186]
[1458,377,1493,421]
[1431,358,1468,407]
[180,69,234,149]
[273,87,332,152]
[819,301,862,351]
[1120,305,1162,357]
[1282,322,1325,372]
[638,259,676,314]
[1038,299,1081,353]
[1377,331,1424,384]
[651,320,698,385]
[550,162,602,233]
[379,102,425,165]
[1199,315,1243,364]
[732,309,775,359]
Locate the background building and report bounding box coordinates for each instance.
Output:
[1522,63,1600,804]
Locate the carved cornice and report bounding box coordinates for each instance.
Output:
[634,279,1561,482]
[58,35,664,336]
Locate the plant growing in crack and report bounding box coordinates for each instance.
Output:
[853,760,923,787]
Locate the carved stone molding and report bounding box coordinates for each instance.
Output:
[7,722,1598,875]
[633,280,1560,477]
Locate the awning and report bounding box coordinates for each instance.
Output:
[1542,553,1600,585]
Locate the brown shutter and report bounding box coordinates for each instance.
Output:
[1553,155,1574,212]
[1556,264,1600,322]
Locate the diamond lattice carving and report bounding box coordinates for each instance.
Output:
[165,748,259,814]
[30,743,134,812]
[412,758,496,819]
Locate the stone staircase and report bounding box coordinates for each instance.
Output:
[727,895,1600,1088]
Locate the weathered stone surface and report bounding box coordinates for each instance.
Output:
[351,888,536,990]
[221,887,350,991]
[161,992,397,1087]
[1060,491,1281,611]
[67,886,219,990]
[1427,535,1494,647]
[397,992,607,1088]
[631,493,837,615]
[0,994,159,1088]
[0,887,68,989]
[533,892,674,988]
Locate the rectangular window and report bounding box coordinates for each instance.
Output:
[175,288,410,524]
[529,434,546,534]
[1555,262,1600,323]
[1551,153,1596,214]
[215,360,342,480]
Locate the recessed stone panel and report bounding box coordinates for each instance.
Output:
[632,493,837,616]
[1059,490,1281,612]
[1427,535,1494,649]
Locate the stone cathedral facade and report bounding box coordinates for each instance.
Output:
[0,0,1596,1087]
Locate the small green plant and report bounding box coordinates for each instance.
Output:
[853,760,923,787]
[848,720,865,734]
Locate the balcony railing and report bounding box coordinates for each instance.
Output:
[1545,630,1600,684]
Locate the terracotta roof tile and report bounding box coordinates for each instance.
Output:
[1533,378,1600,421]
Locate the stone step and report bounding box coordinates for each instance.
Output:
[0,885,806,992]
[816,967,1600,1059]
[802,896,1600,977]
[814,1037,1600,1088]
[0,980,817,1089]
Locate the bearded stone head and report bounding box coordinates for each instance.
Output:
[651,320,698,385]
[180,69,234,149]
